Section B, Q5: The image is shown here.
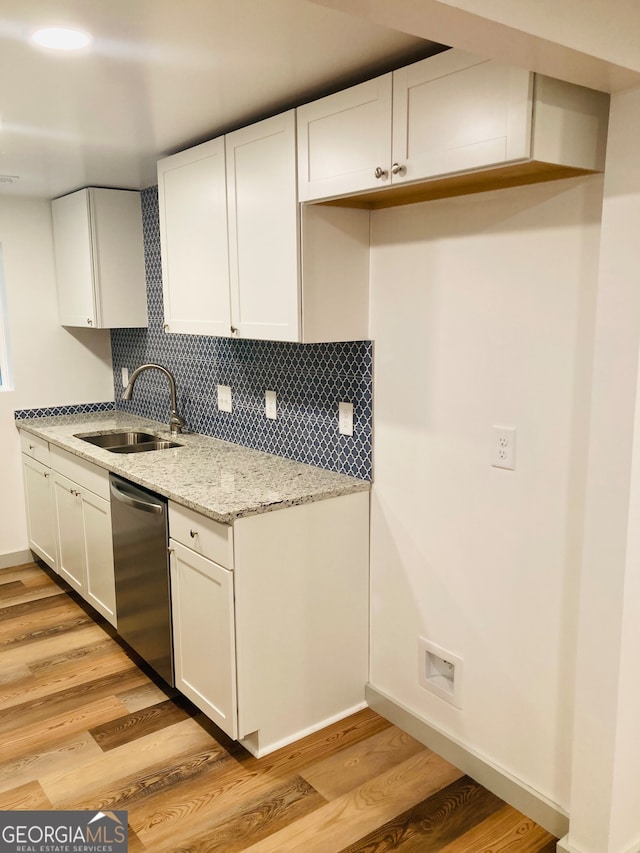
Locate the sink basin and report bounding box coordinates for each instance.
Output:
[74,430,182,453]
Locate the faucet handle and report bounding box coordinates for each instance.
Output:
[169,411,186,435]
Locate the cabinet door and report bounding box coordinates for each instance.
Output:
[226,110,299,342]
[82,490,116,627]
[158,138,231,336]
[297,74,392,201]
[51,190,96,327]
[392,51,532,184]
[170,540,237,739]
[22,455,57,571]
[53,472,86,594]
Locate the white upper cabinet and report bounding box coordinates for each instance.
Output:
[52,187,147,328]
[158,138,231,336]
[297,74,392,202]
[391,51,532,184]
[158,111,370,343]
[226,110,299,342]
[297,49,609,204]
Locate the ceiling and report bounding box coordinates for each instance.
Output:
[0,0,442,200]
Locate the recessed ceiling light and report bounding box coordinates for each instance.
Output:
[31,27,93,51]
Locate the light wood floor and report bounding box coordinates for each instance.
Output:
[0,561,558,852]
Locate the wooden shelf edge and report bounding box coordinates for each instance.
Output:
[313,161,600,210]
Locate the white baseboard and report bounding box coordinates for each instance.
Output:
[241,701,368,758]
[0,549,34,570]
[366,683,569,839]
[557,833,640,853]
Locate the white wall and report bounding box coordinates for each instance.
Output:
[0,197,114,561]
[369,174,603,810]
[566,86,640,853]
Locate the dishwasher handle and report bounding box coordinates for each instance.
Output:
[110,478,164,514]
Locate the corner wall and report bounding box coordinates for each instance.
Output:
[368,175,603,810]
[0,197,114,560]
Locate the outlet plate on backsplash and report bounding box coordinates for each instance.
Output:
[110,186,372,480]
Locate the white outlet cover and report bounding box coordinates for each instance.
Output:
[217,384,232,413]
[491,425,516,470]
[265,390,277,420]
[339,401,354,436]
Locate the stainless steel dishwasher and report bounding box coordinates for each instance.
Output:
[109,474,174,686]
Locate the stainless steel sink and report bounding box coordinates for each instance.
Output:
[74,430,182,453]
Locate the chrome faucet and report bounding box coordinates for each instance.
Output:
[122,363,185,435]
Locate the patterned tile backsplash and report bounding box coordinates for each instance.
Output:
[110,187,372,480]
[15,402,115,420]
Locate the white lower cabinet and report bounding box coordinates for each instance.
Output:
[50,447,117,627]
[170,540,237,738]
[168,490,369,757]
[21,454,57,571]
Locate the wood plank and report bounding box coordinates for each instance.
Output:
[301,724,427,800]
[0,580,26,597]
[0,647,138,712]
[237,707,393,778]
[29,637,118,675]
[0,592,79,628]
[0,780,53,810]
[239,749,464,853]
[158,776,327,853]
[117,681,177,713]
[0,731,103,793]
[0,666,148,734]
[337,775,504,852]
[0,624,111,675]
[2,695,130,764]
[436,805,558,852]
[41,717,226,807]
[90,697,193,751]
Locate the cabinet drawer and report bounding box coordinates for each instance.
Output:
[169,502,233,569]
[20,432,50,467]
[50,445,110,500]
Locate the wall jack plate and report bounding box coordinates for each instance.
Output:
[418,637,464,709]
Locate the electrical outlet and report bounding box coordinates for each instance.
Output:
[265,390,277,420]
[339,402,354,436]
[121,367,129,387]
[217,384,232,413]
[491,426,516,470]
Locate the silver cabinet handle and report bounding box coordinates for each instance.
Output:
[391,162,405,176]
[374,166,388,180]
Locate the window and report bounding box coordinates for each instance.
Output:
[0,246,12,390]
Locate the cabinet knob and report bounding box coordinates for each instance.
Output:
[87,318,93,326]
[391,162,406,176]
[189,529,198,538]
[44,472,49,479]
[28,443,35,450]
[163,323,170,333]
[230,326,238,337]
[374,166,388,180]
[71,489,80,497]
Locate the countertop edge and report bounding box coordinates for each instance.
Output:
[16,414,370,525]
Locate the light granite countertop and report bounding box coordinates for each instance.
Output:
[16,411,369,524]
